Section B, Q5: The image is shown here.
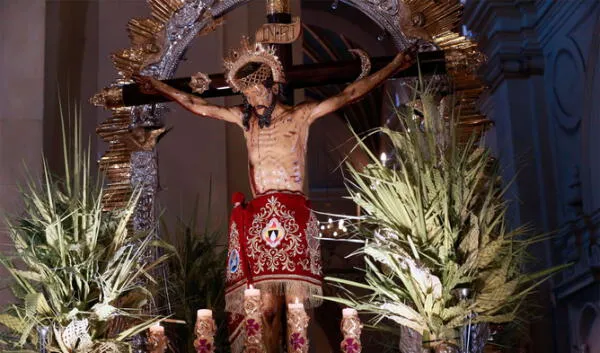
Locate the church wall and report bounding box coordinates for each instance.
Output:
[155,14,228,236]
[87,0,230,237]
[0,0,46,304]
[43,0,97,176]
[9,0,598,351]
[465,0,600,352]
[535,1,600,352]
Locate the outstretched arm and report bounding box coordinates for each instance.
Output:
[305,49,416,124]
[139,76,242,127]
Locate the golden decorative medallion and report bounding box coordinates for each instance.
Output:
[261,218,286,248]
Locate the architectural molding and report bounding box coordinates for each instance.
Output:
[578,4,600,214]
[464,0,545,92]
[535,0,595,47]
[553,209,600,300]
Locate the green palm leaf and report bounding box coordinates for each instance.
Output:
[322,80,566,345]
[0,102,165,352]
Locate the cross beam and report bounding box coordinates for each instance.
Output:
[112,51,445,108]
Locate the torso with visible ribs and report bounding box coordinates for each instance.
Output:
[244,107,309,196]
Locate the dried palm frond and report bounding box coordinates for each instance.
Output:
[0,102,166,352]
[160,189,230,353]
[323,81,566,347]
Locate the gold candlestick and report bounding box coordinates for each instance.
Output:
[194,310,216,353]
[244,286,266,353]
[147,323,168,353]
[340,308,362,353]
[287,300,309,353]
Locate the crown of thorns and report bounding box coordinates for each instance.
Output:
[224,37,285,92]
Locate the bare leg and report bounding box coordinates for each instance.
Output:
[262,292,284,353]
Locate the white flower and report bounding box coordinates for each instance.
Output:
[92,302,117,321]
[403,256,442,299]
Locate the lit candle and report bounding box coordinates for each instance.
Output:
[340,308,362,353]
[147,322,168,353]
[243,285,265,352]
[197,309,212,319]
[287,298,304,311]
[195,309,216,353]
[244,285,261,297]
[287,299,309,353]
[342,308,358,317]
[149,322,165,334]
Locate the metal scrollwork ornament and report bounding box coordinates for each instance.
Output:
[348,49,372,82]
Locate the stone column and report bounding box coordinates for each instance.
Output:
[463,1,555,353]
[0,0,46,305]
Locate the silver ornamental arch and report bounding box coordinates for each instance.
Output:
[114,0,412,233]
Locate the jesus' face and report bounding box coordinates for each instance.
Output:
[242,84,274,111]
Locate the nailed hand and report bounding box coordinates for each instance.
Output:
[133,73,158,95]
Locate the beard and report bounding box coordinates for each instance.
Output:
[242,93,277,129]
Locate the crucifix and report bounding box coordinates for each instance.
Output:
[135,42,417,353]
[96,1,442,352]
[96,51,445,108]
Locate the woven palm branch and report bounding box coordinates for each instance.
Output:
[323,82,565,348]
[0,102,166,352]
[160,190,230,353]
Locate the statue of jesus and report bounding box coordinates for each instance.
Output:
[138,38,415,353]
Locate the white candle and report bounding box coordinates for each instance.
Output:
[244,285,261,297]
[288,299,304,310]
[149,323,164,334]
[197,309,213,319]
[342,308,358,317]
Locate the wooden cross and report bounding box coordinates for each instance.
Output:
[111,51,445,108]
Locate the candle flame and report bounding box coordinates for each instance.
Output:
[380,152,387,164]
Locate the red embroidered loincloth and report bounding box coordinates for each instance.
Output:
[224,192,323,351]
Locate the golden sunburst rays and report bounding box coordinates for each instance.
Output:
[436,34,490,134]
[95,0,187,211]
[149,0,186,24]
[111,48,147,80]
[127,18,163,46]
[400,0,491,133]
[96,108,133,210]
[400,0,463,41]
[111,2,176,80]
